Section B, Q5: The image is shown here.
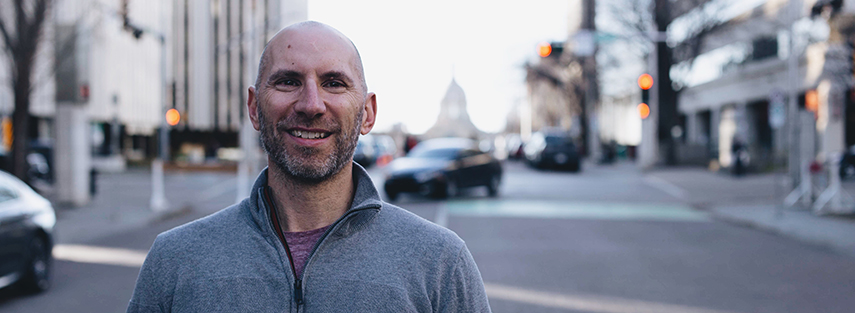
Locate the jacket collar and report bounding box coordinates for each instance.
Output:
[249,162,383,234]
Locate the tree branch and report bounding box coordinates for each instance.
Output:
[0,17,15,55]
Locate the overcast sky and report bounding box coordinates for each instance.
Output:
[308,0,570,134]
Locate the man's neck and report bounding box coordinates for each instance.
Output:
[267,163,355,232]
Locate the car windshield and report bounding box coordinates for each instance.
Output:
[408,147,460,160]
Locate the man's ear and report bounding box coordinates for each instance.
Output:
[248,86,261,131]
[360,92,377,135]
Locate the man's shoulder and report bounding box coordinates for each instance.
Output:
[155,200,255,248]
[375,202,466,249]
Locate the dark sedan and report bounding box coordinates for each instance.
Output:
[0,170,55,294]
[524,130,581,172]
[383,138,502,201]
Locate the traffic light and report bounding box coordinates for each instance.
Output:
[166,108,181,126]
[537,41,564,58]
[638,103,650,120]
[638,73,653,119]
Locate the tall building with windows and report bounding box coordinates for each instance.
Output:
[168,0,307,162]
[1,0,306,169]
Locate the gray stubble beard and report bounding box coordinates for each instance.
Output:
[258,106,363,184]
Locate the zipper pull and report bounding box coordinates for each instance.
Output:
[294,279,304,305]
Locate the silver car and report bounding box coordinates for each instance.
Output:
[0,170,55,293]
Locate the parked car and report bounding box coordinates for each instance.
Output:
[372,134,398,167]
[504,133,525,160]
[0,170,55,293]
[840,146,855,180]
[383,138,502,201]
[353,135,377,168]
[524,130,581,172]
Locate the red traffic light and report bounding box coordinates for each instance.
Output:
[166,109,181,126]
[638,73,653,90]
[537,42,552,58]
[638,103,650,119]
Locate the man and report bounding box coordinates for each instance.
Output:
[127,21,491,312]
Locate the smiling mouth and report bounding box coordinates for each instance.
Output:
[287,129,332,139]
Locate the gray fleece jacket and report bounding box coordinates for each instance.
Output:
[127,164,491,313]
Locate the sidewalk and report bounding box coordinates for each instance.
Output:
[50,167,239,245]
[645,165,855,257]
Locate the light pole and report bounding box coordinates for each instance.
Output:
[150,33,169,212]
[120,6,170,212]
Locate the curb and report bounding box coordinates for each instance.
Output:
[704,207,855,259]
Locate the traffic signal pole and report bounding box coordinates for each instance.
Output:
[639,48,660,170]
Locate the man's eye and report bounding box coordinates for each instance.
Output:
[325,81,346,88]
[276,79,299,86]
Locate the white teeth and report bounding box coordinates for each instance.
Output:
[289,130,326,139]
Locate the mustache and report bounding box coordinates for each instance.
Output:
[271,115,342,133]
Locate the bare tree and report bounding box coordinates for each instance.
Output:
[524,53,586,133]
[0,0,51,181]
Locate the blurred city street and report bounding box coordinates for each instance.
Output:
[0,160,854,312]
[5,0,855,311]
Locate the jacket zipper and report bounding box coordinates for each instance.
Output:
[261,186,381,308]
[262,187,304,306]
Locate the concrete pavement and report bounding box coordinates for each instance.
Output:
[50,167,239,245]
[643,164,855,258]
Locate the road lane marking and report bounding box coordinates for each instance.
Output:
[445,200,708,222]
[643,175,689,200]
[53,244,147,268]
[485,283,740,313]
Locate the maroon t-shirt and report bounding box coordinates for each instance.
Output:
[283,225,331,278]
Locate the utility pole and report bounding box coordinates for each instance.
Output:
[784,0,811,208]
[120,0,170,212]
[581,0,600,161]
[237,0,261,202]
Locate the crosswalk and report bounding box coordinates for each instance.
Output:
[442,199,709,222]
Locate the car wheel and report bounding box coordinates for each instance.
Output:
[384,187,399,201]
[569,161,581,173]
[487,175,500,197]
[841,163,855,180]
[20,236,51,293]
[386,191,398,201]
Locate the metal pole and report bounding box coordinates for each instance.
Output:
[150,25,169,212]
[787,0,802,190]
[639,45,659,170]
[783,0,811,209]
[236,2,256,202]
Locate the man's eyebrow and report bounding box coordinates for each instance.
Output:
[320,71,354,83]
[266,69,301,84]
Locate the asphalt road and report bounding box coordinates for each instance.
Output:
[1,160,854,312]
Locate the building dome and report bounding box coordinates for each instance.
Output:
[423,78,482,139]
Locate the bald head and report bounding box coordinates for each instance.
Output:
[255,21,367,95]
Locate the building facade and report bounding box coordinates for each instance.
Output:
[677,0,854,172]
[1,0,307,168]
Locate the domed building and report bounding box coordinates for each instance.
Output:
[423,78,483,140]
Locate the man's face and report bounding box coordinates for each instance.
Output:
[250,26,375,184]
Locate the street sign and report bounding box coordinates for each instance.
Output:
[769,90,785,129]
[573,30,595,57]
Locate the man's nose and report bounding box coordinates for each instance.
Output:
[294,81,326,118]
